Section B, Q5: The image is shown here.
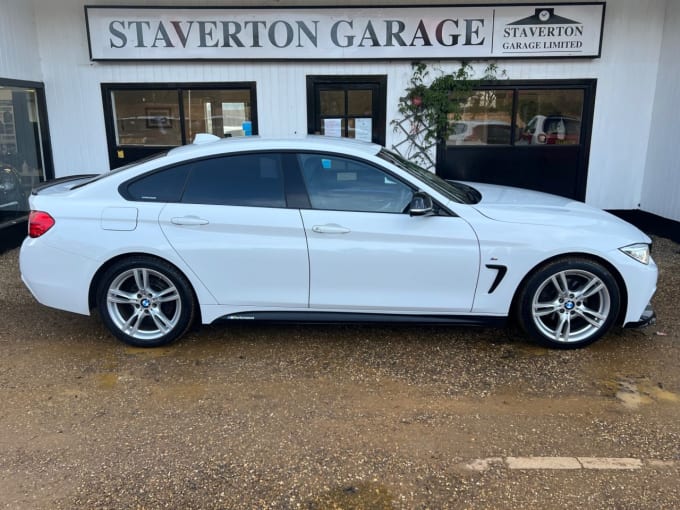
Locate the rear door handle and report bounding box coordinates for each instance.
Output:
[171,216,209,226]
[312,224,351,234]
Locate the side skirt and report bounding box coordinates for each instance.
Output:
[217,311,507,327]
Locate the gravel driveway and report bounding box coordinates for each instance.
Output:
[1,237,679,509]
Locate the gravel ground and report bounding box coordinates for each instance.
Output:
[0,236,679,509]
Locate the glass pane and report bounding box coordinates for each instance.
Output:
[126,164,191,202]
[112,90,182,147]
[320,90,344,116]
[447,89,513,146]
[516,89,584,145]
[347,89,372,116]
[0,86,46,224]
[182,154,285,208]
[183,89,253,141]
[298,153,412,213]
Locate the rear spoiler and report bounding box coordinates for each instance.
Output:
[32,174,99,195]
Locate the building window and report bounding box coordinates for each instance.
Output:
[306,76,387,146]
[438,79,596,201]
[102,83,257,168]
[0,80,53,229]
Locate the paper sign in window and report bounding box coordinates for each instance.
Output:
[323,118,342,137]
[355,118,372,142]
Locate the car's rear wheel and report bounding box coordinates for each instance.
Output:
[97,257,195,347]
[517,258,621,348]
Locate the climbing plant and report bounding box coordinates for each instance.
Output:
[391,62,506,169]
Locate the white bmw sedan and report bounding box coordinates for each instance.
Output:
[20,136,657,348]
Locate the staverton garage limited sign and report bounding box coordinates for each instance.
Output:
[85,3,605,61]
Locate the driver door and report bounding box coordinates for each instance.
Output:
[297,153,479,312]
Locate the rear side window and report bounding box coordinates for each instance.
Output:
[182,153,286,208]
[125,163,191,202]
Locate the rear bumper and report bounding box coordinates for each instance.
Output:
[20,237,95,316]
[624,303,656,329]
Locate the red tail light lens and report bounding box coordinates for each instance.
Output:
[28,211,55,238]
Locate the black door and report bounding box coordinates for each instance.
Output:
[307,76,387,146]
[437,80,596,201]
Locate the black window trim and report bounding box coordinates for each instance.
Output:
[120,150,288,208]
[118,148,455,215]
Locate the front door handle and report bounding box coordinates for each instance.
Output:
[312,224,351,234]
[171,216,209,226]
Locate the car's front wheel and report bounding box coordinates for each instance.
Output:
[517,258,621,348]
[97,257,196,347]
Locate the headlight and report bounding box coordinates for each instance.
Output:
[620,243,651,265]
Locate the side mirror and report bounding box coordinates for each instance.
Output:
[409,192,434,216]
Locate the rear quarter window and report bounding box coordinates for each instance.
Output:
[124,164,191,202]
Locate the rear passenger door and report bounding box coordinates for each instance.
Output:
[157,152,309,307]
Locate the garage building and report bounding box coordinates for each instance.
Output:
[1,0,679,250]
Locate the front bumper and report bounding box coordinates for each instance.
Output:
[624,303,656,329]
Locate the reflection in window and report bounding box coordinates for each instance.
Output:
[182,154,286,208]
[182,89,252,141]
[0,86,47,224]
[299,153,412,213]
[446,89,513,146]
[112,90,182,147]
[445,88,586,147]
[320,90,345,116]
[111,87,254,148]
[516,89,584,145]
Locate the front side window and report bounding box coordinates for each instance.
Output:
[299,153,413,213]
[182,153,286,208]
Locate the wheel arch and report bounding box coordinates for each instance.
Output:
[88,252,202,323]
[510,252,628,327]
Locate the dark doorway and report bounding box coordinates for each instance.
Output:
[0,78,53,252]
[437,80,596,201]
[102,83,258,169]
[307,76,387,146]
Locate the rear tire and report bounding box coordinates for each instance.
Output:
[97,256,195,347]
[517,258,621,349]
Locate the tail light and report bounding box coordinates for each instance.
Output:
[28,211,55,238]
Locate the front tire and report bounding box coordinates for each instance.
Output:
[517,258,621,349]
[97,257,196,347]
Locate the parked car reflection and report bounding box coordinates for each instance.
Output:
[447,121,512,145]
[0,163,27,218]
[518,115,581,145]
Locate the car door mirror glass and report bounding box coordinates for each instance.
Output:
[409,192,434,216]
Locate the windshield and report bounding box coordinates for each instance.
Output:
[378,149,481,204]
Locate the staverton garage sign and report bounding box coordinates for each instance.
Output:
[85,3,605,61]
